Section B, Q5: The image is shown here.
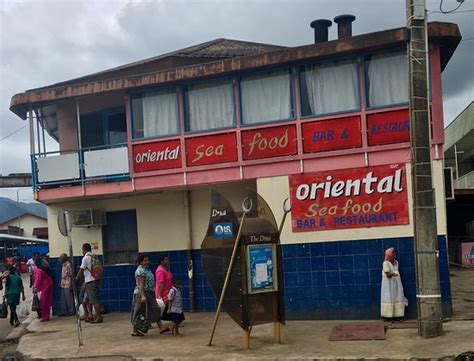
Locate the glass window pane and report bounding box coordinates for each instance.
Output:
[80,112,104,148]
[132,90,178,138]
[301,60,358,116]
[240,70,291,124]
[366,52,408,107]
[186,79,234,132]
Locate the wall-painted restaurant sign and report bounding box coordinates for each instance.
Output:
[185,133,237,166]
[133,139,182,172]
[241,125,297,160]
[367,109,410,146]
[289,164,409,232]
[302,116,362,153]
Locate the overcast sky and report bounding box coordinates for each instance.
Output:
[0,0,472,202]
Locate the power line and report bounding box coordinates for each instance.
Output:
[428,9,474,14]
[0,125,28,142]
[439,0,465,14]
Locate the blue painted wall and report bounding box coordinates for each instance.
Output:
[18,243,49,258]
[49,236,451,319]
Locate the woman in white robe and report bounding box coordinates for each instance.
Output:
[381,247,405,318]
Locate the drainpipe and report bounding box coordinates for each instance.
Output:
[183,190,195,312]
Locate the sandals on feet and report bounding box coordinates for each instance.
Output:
[159,327,171,334]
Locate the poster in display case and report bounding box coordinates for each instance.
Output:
[247,244,277,294]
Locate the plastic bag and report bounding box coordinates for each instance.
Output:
[156,298,165,317]
[18,300,30,318]
[79,304,85,318]
[0,300,7,319]
[31,294,40,312]
[133,303,149,335]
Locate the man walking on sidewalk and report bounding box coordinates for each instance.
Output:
[76,243,103,323]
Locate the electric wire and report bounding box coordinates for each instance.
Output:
[0,124,28,142]
[439,0,465,14]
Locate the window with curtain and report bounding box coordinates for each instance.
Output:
[132,89,178,139]
[240,70,292,124]
[300,60,358,116]
[185,79,234,132]
[366,52,408,107]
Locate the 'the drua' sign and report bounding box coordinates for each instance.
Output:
[289,164,409,232]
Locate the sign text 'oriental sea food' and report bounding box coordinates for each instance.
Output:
[289,164,409,232]
[133,140,181,172]
[302,116,362,153]
[367,109,410,146]
[185,133,237,166]
[241,125,297,160]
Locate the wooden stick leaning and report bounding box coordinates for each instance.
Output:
[208,197,252,347]
[64,211,83,347]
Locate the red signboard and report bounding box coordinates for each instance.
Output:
[289,164,409,232]
[242,125,297,160]
[133,140,182,172]
[186,133,237,167]
[302,116,362,153]
[367,109,410,146]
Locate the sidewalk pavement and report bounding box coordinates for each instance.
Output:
[16,312,473,360]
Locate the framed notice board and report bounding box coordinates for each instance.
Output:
[246,244,278,294]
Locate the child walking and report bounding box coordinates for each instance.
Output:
[5,266,26,327]
[167,277,185,336]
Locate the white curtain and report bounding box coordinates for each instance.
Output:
[240,70,291,124]
[141,91,179,137]
[187,80,234,131]
[367,52,408,107]
[304,61,358,115]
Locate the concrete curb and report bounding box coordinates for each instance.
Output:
[4,313,35,343]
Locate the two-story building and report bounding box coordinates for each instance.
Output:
[9,17,461,319]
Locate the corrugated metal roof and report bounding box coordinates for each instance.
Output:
[29,38,285,92]
[174,38,285,58]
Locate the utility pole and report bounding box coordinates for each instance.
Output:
[406,0,443,338]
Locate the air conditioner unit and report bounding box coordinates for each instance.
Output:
[69,209,106,227]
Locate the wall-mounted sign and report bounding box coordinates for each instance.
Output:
[303,117,362,153]
[247,244,277,294]
[302,116,362,153]
[133,140,182,172]
[212,222,233,239]
[289,164,409,232]
[185,133,237,167]
[241,125,297,160]
[367,109,410,146]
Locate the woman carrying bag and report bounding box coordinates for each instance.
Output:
[4,266,25,327]
[131,254,169,336]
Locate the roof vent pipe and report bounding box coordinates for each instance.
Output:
[333,14,356,39]
[310,19,332,43]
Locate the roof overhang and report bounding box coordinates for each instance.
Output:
[0,234,49,243]
[10,22,461,120]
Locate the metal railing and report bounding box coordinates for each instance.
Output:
[454,170,474,189]
[32,143,130,190]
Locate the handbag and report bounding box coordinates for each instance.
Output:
[0,299,8,318]
[133,303,149,335]
[31,294,40,313]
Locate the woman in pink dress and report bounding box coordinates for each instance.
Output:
[155,256,173,328]
[33,258,54,322]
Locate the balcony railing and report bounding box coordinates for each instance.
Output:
[32,143,129,190]
[454,170,474,189]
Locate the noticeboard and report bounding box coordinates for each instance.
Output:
[246,244,277,294]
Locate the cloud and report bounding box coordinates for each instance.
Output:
[1,0,472,201]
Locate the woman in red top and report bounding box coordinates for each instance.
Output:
[155,256,172,329]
